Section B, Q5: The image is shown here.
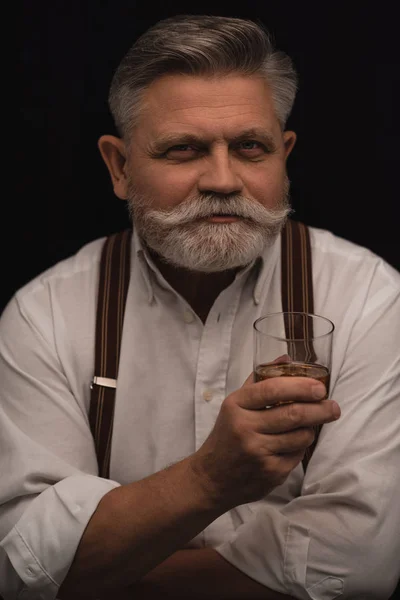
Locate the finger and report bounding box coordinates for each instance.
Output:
[261,427,316,454]
[272,354,291,363]
[265,450,306,483]
[258,399,340,434]
[238,376,328,410]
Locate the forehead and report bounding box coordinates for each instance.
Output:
[136,73,281,140]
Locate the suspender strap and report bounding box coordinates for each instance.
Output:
[281,219,320,473]
[89,229,132,478]
[281,219,314,315]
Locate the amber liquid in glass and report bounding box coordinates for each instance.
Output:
[254,362,330,399]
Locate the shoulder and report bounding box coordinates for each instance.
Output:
[1,236,107,338]
[308,225,400,289]
[27,236,107,289]
[304,225,399,335]
[21,236,106,301]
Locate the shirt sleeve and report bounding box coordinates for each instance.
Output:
[215,261,400,599]
[0,293,120,600]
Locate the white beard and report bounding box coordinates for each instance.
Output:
[127,179,291,273]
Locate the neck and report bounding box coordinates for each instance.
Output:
[148,249,241,323]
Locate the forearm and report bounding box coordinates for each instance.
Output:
[59,458,222,599]
[132,548,296,599]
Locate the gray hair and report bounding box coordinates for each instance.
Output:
[109,15,299,141]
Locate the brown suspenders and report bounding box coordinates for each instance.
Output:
[89,219,319,478]
[280,220,321,469]
[88,229,132,478]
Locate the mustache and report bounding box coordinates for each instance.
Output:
[138,193,291,228]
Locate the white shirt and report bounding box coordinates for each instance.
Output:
[0,225,399,600]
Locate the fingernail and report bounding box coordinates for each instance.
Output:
[312,384,326,399]
[331,401,341,419]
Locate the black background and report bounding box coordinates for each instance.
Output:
[9,1,399,315]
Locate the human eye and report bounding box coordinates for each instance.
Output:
[165,144,199,159]
[236,140,267,157]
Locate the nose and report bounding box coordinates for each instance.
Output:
[197,148,242,195]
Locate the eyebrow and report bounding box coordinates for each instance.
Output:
[149,128,278,152]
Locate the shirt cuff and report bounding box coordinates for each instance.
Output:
[1,474,120,600]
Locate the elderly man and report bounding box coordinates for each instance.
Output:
[1,14,399,600]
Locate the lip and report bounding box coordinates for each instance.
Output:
[204,216,242,223]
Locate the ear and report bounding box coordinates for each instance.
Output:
[282,130,297,160]
[98,135,129,199]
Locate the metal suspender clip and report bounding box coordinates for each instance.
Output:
[90,376,117,390]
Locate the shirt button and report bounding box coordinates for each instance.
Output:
[203,389,213,402]
[183,310,195,323]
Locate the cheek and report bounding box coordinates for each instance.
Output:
[134,164,198,209]
[244,170,285,207]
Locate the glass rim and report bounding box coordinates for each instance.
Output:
[253,311,335,341]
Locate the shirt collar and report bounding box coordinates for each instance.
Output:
[253,235,281,305]
[131,224,280,306]
[132,226,156,304]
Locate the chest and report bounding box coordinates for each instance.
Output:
[109,274,272,484]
